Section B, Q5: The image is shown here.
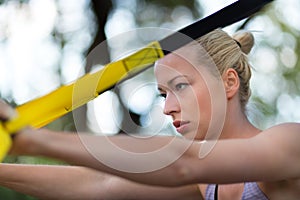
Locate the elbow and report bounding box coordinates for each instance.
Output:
[162,154,198,187]
[162,141,200,187]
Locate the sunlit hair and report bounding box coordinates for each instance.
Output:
[195,29,254,111]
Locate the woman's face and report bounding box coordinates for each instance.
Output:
[154,48,225,140]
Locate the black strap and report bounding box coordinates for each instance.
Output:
[214,184,219,200]
[159,0,273,55]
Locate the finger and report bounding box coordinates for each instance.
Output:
[0,100,17,121]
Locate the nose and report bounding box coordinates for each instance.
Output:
[163,93,180,116]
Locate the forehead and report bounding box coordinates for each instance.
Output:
[154,49,200,82]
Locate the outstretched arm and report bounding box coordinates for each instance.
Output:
[3,94,300,187]
[0,164,112,199]
[10,122,300,187]
[0,164,202,200]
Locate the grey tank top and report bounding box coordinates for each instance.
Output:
[205,182,268,200]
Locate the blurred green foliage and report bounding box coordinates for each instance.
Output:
[0,187,36,200]
[0,0,299,199]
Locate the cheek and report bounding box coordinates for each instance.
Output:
[197,94,211,112]
[180,86,211,114]
[195,87,212,123]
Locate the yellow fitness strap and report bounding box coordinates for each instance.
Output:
[0,0,274,162]
[3,41,164,134]
[0,41,163,162]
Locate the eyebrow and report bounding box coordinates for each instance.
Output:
[157,75,188,92]
[167,75,188,85]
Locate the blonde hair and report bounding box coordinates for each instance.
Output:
[196,29,254,110]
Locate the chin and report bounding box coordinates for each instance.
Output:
[183,131,202,140]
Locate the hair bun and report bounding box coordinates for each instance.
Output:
[232,31,254,54]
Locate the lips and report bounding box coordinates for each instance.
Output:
[173,120,190,134]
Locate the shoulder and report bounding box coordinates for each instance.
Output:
[254,122,300,154]
[255,122,300,145]
[262,122,300,134]
[253,122,300,179]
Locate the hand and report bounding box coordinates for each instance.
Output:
[0,99,35,156]
[0,99,17,160]
[9,127,37,156]
[0,99,17,121]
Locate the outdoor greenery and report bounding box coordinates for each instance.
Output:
[0,0,299,199]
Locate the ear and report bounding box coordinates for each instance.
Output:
[222,68,240,99]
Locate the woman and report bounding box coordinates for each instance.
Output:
[0,29,300,199]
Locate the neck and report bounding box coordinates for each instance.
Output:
[220,101,260,139]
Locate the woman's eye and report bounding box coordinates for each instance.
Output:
[175,83,188,91]
[159,93,166,99]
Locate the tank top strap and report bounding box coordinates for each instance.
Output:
[205,182,268,200]
[241,182,268,200]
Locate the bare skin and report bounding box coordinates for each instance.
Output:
[0,47,300,199]
[0,164,201,200]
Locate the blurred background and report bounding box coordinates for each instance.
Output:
[0,0,299,198]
